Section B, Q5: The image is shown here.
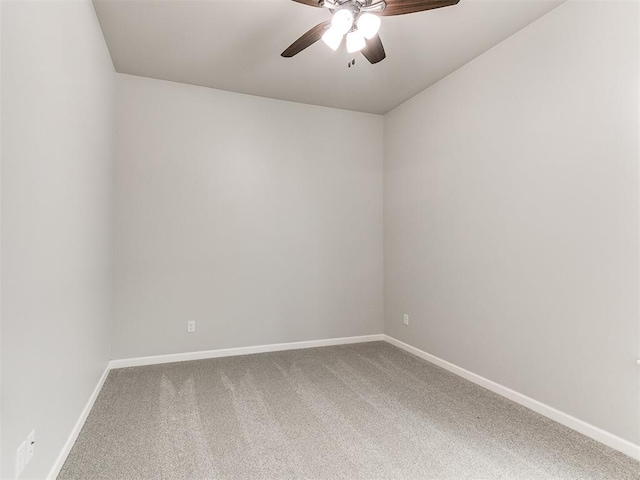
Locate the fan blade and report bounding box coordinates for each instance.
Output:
[361,34,386,64]
[290,0,322,7]
[282,21,332,57]
[380,0,459,16]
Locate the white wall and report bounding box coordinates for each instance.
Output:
[113,75,383,359]
[1,1,116,478]
[384,0,639,446]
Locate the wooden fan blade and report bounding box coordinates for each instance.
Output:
[282,20,331,58]
[361,34,386,64]
[380,0,459,16]
[290,0,322,7]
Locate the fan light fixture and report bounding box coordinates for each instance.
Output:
[321,27,343,51]
[346,30,366,53]
[356,13,381,40]
[321,10,378,54]
[331,9,354,35]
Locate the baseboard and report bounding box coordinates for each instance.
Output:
[383,335,640,461]
[46,364,111,480]
[109,334,385,369]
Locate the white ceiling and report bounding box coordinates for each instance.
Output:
[94,0,564,114]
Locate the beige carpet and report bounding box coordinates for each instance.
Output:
[58,342,640,479]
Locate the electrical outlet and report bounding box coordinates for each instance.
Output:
[403,314,409,326]
[187,320,196,333]
[16,441,26,478]
[26,431,35,463]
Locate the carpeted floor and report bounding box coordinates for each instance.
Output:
[58,342,640,479]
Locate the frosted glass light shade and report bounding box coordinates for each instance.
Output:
[322,27,343,51]
[357,13,381,40]
[346,30,366,53]
[331,9,354,35]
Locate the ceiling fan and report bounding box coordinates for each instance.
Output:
[282,0,460,65]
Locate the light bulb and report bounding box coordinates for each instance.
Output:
[346,30,366,53]
[356,13,381,40]
[321,26,343,51]
[331,9,354,35]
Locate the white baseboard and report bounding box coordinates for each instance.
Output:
[383,334,640,461]
[46,364,111,480]
[109,334,385,369]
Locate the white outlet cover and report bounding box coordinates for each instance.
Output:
[187,320,196,333]
[26,431,35,462]
[16,441,26,478]
[403,314,409,325]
